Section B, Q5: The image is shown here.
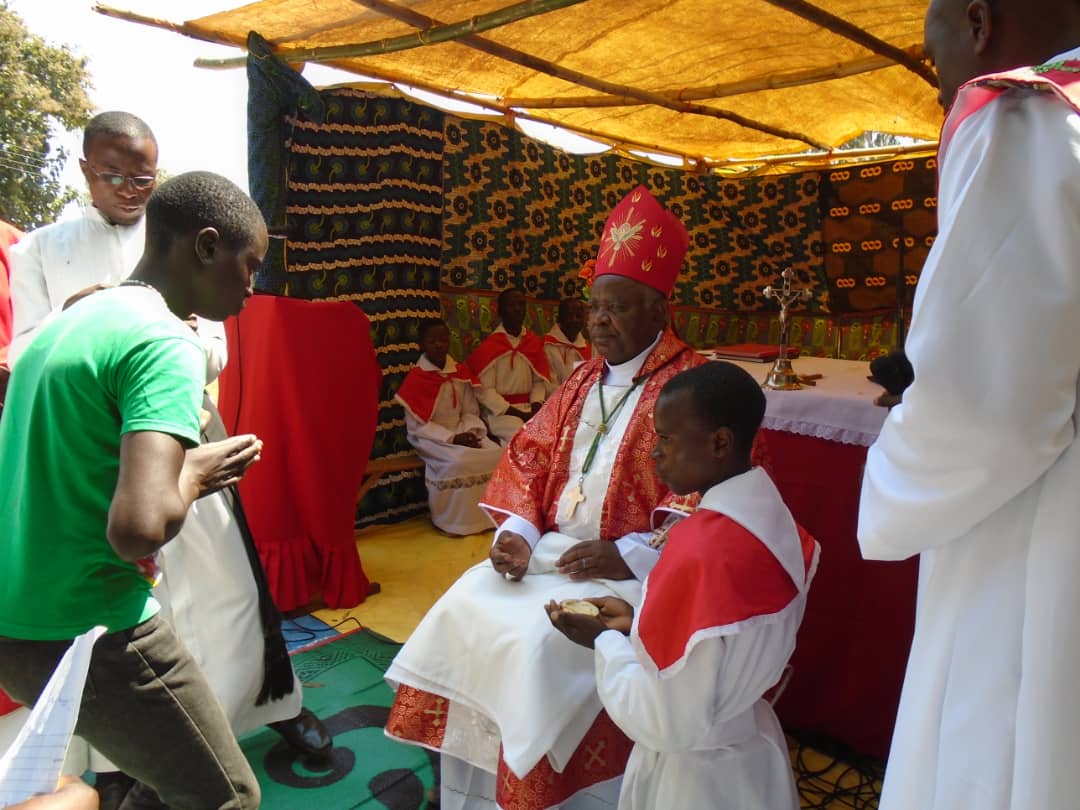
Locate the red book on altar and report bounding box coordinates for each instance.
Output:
[708,343,800,362]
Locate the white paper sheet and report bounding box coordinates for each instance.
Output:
[0,626,106,806]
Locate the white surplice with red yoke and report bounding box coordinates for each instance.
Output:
[859,51,1080,810]
[543,325,591,395]
[597,467,818,810]
[466,326,551,443]
[385,327,704,810]
[396,354,504,535]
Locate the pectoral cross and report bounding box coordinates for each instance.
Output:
[564,483,586,519]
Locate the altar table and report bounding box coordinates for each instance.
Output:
[727,356,918,761]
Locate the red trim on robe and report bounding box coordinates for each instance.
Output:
[638,511,816,673]
[386,685,633,810]
[481,328,704,539]
[465,331,551,383]
[940,61,1080,161]
[395,364,480,423]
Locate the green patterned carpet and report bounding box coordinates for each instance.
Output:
[240,629,437,809]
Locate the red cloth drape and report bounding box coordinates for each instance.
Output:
[755,428,918,760]
[217,295,380,611]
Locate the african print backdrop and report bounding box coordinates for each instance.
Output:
[249,57,938,527]
[820,156,938,316]
[258,84,446,527]
[440,116,829,313]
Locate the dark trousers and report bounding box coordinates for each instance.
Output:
[0,613,260,809]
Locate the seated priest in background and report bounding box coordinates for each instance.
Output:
[466,287,550,443]
[547,361,818,810]
[544,296,591,395]
[396,319,504,536]
[385,184,707,810]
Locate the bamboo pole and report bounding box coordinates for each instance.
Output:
[760,0,938,87]
[501,48,924,107]
[193,0,591,69]
[350,0,830,150]
[93,2,246,47]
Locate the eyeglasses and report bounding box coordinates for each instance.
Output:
[86,164,157,191]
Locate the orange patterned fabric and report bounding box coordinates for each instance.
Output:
[387,685,633,810]
[385,684,448,751]
[495,711,634,810]
[481,328,705,538]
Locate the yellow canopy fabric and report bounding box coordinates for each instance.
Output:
[151,0,942,163]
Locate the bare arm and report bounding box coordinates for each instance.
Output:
[107,431,261,561]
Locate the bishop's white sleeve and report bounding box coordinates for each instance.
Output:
[859,94,1080,561]
[594,617,796,753]
[8,233,51,364]
[614,534,660,581]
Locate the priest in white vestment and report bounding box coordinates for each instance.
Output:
[859,2,1080,807]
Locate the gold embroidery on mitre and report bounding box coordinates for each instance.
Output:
[641,258,653,272]
[598,205,645,266]
[651,225,663,238]
[631,190,642,202]
[656,245,668,258]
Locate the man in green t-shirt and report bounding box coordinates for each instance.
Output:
[0,171,268,810]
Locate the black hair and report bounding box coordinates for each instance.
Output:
[659,361,765,456]
[418,318,448,343]
[145,171,265,253]
[83,111,157,155]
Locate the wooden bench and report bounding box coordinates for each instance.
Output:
[357,454,425,501]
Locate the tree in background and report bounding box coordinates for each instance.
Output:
[0,3,92,230]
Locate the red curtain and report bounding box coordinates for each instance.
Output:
[218,294,381,611]
[756,428,918,760]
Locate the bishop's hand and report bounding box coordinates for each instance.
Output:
[556,539,634,581]
[490,531,532,581]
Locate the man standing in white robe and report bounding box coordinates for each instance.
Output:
[858,2,1080,808]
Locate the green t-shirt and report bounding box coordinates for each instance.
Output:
[0,286,205,640]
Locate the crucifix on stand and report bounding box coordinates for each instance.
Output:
[762,267,812,390]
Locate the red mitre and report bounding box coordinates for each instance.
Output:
[594,185,688,297]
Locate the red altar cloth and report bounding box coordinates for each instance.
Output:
[217,294,380,612]
[757,428,917,761]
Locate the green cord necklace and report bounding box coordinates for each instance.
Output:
[563,375,647,519]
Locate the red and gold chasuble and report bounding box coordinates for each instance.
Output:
[465,330,552,388]
[940,60,1080,161]
[395,362,481,423]
[482,327,703,539]
[386,329,704,809]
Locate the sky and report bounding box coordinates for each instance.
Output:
[7,0,372,200]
